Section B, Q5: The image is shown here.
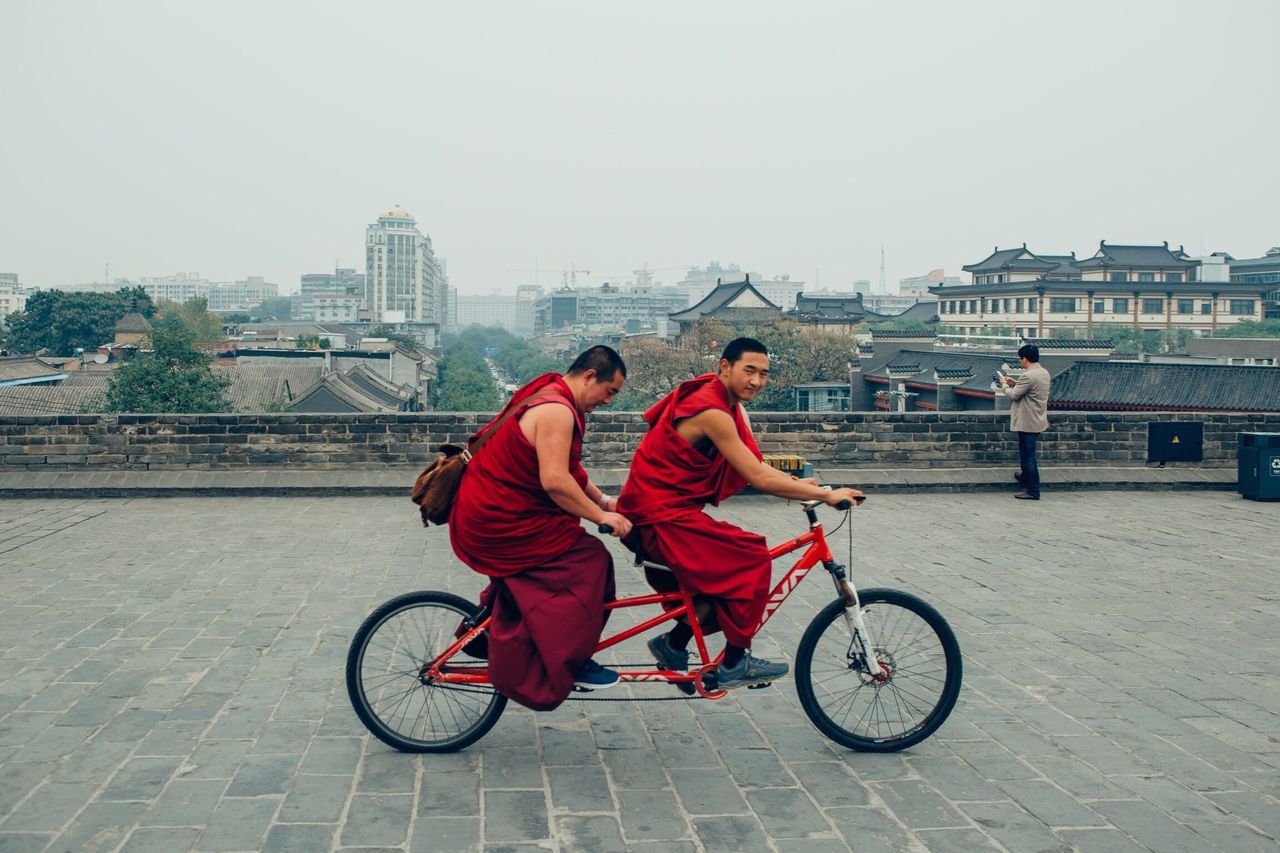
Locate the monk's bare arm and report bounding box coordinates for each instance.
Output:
[692,409,864,507]
[523,404,632,536]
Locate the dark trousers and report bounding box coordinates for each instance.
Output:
[1017,431,1040,497]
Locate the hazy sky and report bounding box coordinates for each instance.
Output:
[2,1,1277,295]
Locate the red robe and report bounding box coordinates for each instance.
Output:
[449,373,614,711]
[618,374,771,648]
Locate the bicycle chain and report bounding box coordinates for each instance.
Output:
[426,661,709,702]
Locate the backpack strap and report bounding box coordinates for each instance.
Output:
[464,387,563,463]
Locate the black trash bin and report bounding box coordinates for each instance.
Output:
[1238,433,1280,501]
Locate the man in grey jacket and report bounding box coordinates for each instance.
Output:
[1000,344,1051,500]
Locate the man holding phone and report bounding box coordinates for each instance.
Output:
[1000,344,1051,500]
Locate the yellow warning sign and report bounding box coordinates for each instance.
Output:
[1172,436,1180,444]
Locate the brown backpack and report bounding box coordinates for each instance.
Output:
[410,389,559,527]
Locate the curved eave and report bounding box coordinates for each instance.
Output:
[1048,401,1280,413]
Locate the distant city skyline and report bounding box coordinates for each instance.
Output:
[2,2,1276,297]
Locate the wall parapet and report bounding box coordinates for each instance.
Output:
[0,411,1275,471]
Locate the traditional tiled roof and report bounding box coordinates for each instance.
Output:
[865,348,1015,396]
[890,301,941,324]
[1073,241,1197,270]
[0,362,327,414]
[218,363,324,411]
[790,293,891,323]
[668,278,781,322]
[1229,253,1280,271]
[0,372,108,414]
[114,312,153,333]
[0,357,66,385]
[963,245,1073,274]
[929,279,1274,298]
[1023,338,1114,351]
[870,328,937,341]
[287,366,415,413]
[1050,362,1280,412]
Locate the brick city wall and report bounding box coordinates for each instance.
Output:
[0,411,1276,471]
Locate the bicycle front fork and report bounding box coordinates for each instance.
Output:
[826,561,887,680]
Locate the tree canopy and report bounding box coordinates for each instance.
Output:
[1209,318,1280,338]
[253,296,293,321]
[4,286,154,356]
[104,316,231,413]
[156,296,223,345]
[433,339,502,411]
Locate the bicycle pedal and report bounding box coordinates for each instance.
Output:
[746,681,773,690]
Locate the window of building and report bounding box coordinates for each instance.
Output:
[968,300,977,313]
[1109,272,1127,282]
[1168,273,1183,282]
[1003,299,1011,312]
[1028,297,1038,312]
[1138,272,1155,282]
[1201,301,1212,315]
[1230,300,1256,315]
[1050,297,1076,313]
[1142,298,1165,314]
[1093,299,1106,313]
[1177,299,1195,314]
[1113,298,1129,314]
[997,274,1006,283]
[1015,298,1024,313]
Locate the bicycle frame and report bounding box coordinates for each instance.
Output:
[425,506,878,694]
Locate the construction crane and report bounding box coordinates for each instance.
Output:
[507,263,591,289]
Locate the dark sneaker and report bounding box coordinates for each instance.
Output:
[716,653,789,690]
[648,633,695,696]
[574,658,620,691]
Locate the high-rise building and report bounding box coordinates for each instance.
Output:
[298,267,365,321]
[0,274,27,325]
[364,206,445,325]
[676,262,803,309]
[206,277,279,312]
[533,283,688,335]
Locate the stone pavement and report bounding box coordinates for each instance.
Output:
[0,464,1237,499]
[0,491,1276,852]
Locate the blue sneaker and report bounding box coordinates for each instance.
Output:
[716,653,788,690]
[573,658,620,691]
[648,633,696,696]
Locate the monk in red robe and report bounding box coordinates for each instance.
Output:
[619,337,862,690]
[450,346,632,711]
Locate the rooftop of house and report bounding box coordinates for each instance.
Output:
[1049,361,1280,412]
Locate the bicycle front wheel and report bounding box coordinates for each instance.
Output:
[346,591,506,753]
[795,588,961,752]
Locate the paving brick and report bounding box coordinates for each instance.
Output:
[483,790,550,843]
[670,767,751,815]
[0,493,1277,850]
[618,788,685,841]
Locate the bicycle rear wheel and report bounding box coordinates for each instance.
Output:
[795,588,961,752]
[346,590,506,753]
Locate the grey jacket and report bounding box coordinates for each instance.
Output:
[1002,363,1050,433]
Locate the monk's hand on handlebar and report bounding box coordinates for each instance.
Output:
[825,487,865,511]
[597,511,632,538]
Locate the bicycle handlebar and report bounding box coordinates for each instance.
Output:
[799,497,864,511]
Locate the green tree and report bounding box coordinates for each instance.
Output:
[5,287,155,356]
[105,317,231,413]
[296,334,331,350]
[157,296,224,345]
[434,340,502,411]
[368,325,421,350]
[254,296,293,321]
[1210,318,1280,338]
